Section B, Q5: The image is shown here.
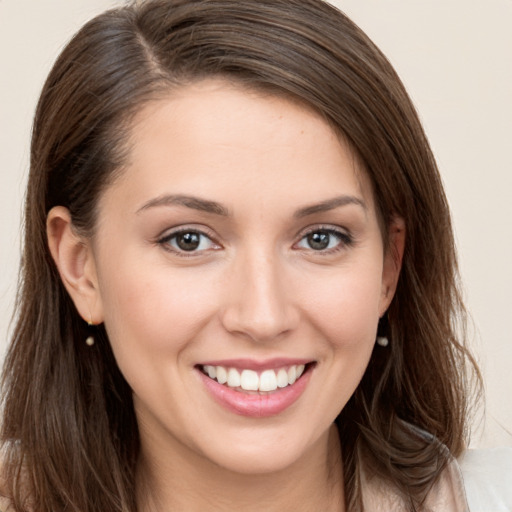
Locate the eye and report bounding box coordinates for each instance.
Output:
[295,228,352,252]
[158,229,219,254]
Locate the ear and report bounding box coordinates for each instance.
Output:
[47,206,104,324]
[379,216,406,316]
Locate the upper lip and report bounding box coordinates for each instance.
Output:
[196,357,313,371]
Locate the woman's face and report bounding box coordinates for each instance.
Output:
[83,80,401,475]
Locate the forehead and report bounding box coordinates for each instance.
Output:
[105,79,375,216]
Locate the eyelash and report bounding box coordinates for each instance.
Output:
[157,227,221,257]
[294,226,354,255]
[157,225,354,257]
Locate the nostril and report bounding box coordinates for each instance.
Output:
[220,299,299,343]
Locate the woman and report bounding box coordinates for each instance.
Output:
[0,0,483,510]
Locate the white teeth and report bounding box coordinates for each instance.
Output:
[202,363,309,392]
[227,368,241,387]
[259,369,277,392]
[205,365,216,379]
[277,368,289,388]
[287,366,297,385]
[216,366,227,384]
[240,369,259,391]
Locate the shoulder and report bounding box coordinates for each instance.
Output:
[458,447,512,512]
[0,456,19,512]
[0,467,12,511]
[361,452,469,511]
[0,494,12,511]
[0,486,13,511]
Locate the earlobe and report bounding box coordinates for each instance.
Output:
[46,206,103,324]
[379,216,406,316]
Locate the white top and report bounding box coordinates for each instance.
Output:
[459,447,512,511]
[361,447,512,511]
[0,448,510,511]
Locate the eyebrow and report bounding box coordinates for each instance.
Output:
[293,195,367,218]
[136,193,366,218]
[136,194,229,216]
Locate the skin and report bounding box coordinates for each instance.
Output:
[48,80,405,511]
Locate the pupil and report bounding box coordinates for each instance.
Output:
[177,232,200,251]
[308,231,329,250]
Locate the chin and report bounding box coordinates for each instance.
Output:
[196,426,328,476]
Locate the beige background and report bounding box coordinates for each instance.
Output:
[1,0,511,447]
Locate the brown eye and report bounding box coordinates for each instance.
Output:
[296,228,353,253]
[176,232,201,251]
[159,229,218,254]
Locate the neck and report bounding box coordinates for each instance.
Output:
[137,424,344,512]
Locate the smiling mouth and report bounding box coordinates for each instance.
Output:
[198,363,312,393]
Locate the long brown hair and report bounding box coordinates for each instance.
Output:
[1,1,480,510]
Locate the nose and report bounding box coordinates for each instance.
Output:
[220,248,299,343]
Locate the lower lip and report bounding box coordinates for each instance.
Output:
[197,367,312,418]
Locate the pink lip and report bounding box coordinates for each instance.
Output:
[197,357,311,371]
[197,364,312,418]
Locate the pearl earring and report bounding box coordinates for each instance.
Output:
[376,336,389,347]
[376,314,390,347]
[86,318,95,347]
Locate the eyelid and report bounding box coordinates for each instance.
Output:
[156,225,222,256]
[295,223,351,239]
[293,224,354,252]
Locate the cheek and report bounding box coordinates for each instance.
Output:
[97,260,222,359]
[287,261,383,424]
[302,260,383,350]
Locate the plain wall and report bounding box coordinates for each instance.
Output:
[1,0,511,448]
